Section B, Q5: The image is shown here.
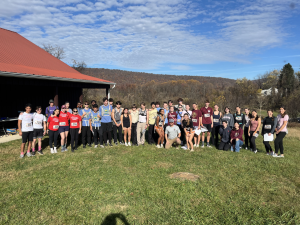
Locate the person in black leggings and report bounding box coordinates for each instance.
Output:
[47,109,60,154]
[248,110,261,153]
[262,109,277,155]
[243,108,251,150]
[273,107,289,158]
[69,108,82,152]
[211,104,222,147]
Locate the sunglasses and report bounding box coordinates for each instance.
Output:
[73,111,78,112]
[85,104,89,105]
[37,109,42,111]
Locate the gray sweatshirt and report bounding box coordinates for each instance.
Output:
[222,113,234,128]
[219,126,232,143]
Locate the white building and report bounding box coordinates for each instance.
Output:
[261,88,278,96]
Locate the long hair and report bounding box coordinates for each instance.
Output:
[122,108,129,115]
[184,113,190,126]
[252,110,259,121]
[280,106,287,117]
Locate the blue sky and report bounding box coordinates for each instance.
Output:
[0,0,299,79]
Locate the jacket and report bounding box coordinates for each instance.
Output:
[219,126,232,143]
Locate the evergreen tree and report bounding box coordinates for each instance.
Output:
[278,63,295,97]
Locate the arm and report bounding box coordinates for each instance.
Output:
[155,116,160,127]
[277,121,288,133]
[43,121,46,135]
[121,115,124,129]
[47,121,49,134]
[165,133,168,142]
[79,121,82,134]
[89,119,93,131]
[129,115,132,129]
[270,118,278,134]
[111,110,116,124]
[199,117,202,128]
[242,114,246,126]
[18,120,22,136]
[211,115,213,128]
[177,128,181,138]
[146,111,149,126]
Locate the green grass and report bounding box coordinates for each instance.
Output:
[0,133,300,224]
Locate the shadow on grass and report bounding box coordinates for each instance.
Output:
[101,213,130,225]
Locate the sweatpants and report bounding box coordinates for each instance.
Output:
[274,132,286,155]
[131,123,137,145]
[137,122,146,145]
[102,122,112,144]
[148,124,155,144]
[93,126,103,145]
[218,141,230,151]
[113,124,123,143]
[49,130,59,148]
[249,131,259,151]
[244,127,250,148]
[81,126,91,146]
[211,125,220,146]
[70,128,79,149]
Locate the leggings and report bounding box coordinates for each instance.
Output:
[249,131,259,151]
[131,123,137,145]
[211,125,220,146]
[49,130,59,148]
[70,128,79,149]
[244,127,250,148]
[274,132,286,155]
[148,124,155,144]
[113,124,123,143]
[81,126,91,145]
[93,126,103,145]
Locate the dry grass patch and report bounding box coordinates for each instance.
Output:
[169,172,200,181]
[286,128,300,140]
[153,162,173,169]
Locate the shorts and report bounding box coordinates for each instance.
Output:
[102,122,113,132]
[33,129,44,139]
[155,125,164,133]
[203,124,212,132]
[22,131,33,143]
[59,126,70,133]
[186,130,195,135]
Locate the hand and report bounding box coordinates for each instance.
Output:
[43,131,46,136]
[276,131,279,135]
[78,130,81,134]
[166,140,169,144]
[211,124,213,128]
[145,125,148,129]
[268,133,272,136]
[129,127,131,130]
[201,125,204,128]
[97,115,100,118]
[248,132,250,136]
[253,132,257,135]
[236,138,239,141]
[117,123,120,127]
[177,137,180,142]
[19,131,22,136]
[47,130,49,134]
[90,128,93,132]
[230,139,232,143]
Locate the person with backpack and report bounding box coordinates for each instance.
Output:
[80,101,92,148]
[211,104,222,147]
[59,105,70,152]
[32,106,47,156]
[248,110,261,153]
[147,102,157,145]
[112,101,124,145]
[121,108,132,146]
[244,108,251,150]
[45,99,59,118]
[261,109,278,155]
[175,98,186,111]
[200,100,213,148]
[136,102,148,146]
[233,106,246,129]
[100,97,113,147]
[89,104,103,148]
[155,109,165,148]
[273,107,289,158]
[69,108,82,152]
[47,109,60,154]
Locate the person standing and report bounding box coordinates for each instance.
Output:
[47,109,60,154]
[147,102,157,145]
[222,107,234,128]
[175,98,186,111]
[58,105,70,152]
[168,100,174,110]
[218,121,231,151]
[45,99,59,118]
[192,103,202,147]
[112,101,123,145]
[273,107,289,158]
[155,102,161,112]
[262,109,277,155]
[182,104,192,119]
[244,108,251,150]
[200,100,213,148]
[155,109,165,148]
[136,103,148,146]
[182,113,194,151]
[32,106,47,156]
[165,119,181,149]
[121,108,132,146]
[248,110,261,153]
[130,104,139,146]
[100,97,113,147]
[211,104,222,147]
[65,102,72,114]
[18,104,34,158]
[230,122,244,152]
[89,104,103,148]
[69,108,82,152]
[233,106,246,129]
[177,105,185,145]
[163,102,169,130]
[80,101,92,148]
[77,102,82,113]
[167,106,177,125]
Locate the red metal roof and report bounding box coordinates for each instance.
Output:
[0,28,114,84]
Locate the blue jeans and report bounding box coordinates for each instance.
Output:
[231,140,243,152]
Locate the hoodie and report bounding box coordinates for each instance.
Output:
[219,125,232,143]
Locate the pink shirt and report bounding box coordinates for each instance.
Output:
[277,114,289,132]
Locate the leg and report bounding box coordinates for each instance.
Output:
[224,143,230,151]
[244,127,249,148]
[251,135,257,151]
[75,128,79,148]
[107,124,112,144]
[215,126,220,146]
[128,128,131,142]
[103,124,108,144]
[113,125,118,143]
[60,132,65,147]
[70,129,75,149]
[274,132,286,155]
[38,138,42,150]
[124,128,128,143]
[131,123,137,145]
[87,128,91,145]
[49,130,54,148]
[249,131,254,149]
[136,123,142,145]
[218,141,225,150]
[263,141,271,153]
[82,126,87,146]
[32,138,37,151]
[189,134,194,149]
[211,127,215,146]
[54,131,59,147]
[118,125,123,143]
[206,132,211,144]
[64,131,69,146]
[165,138,175,149]
[93,127,98,145]
[141,123,146,144]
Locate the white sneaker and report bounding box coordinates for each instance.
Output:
[50,148,54,154]
[125,142,128,146]
[156,144,161,148]
[273,154,279,157]
[128,142,131,146]
[161,144,164,148]
[193,143,196,147]
[278,154,284,158]
[196,144,199,148]
[100,145,104,148]
[54,147,57,153]
[190,149,194,152]
[245,147,248,150]
[254,150,257,154]
[94,145,98,148]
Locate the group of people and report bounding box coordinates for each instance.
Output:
[18,97,289,158]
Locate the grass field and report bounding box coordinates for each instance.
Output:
[0,130,300,224]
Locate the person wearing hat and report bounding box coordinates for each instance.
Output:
[165,119,181,149]
[45,99,59,118]
[59,105,70,152]
[218,120,232,151]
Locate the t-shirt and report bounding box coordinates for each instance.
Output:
[66,108,72,114]
[167,112,177,125]
[139,109,147,123]
[48,116,59,131]
[100,105,112,123]
[277,114,289,132]
[130,110,139,123]
[59,111,70,126]
[164,109,169,124]
[45,106,58,117]
[191,110,202,127]
[91,111,101,128]
[182,120,193,131]
[33,113,46,129]
[148,109,157,125]
[200,107,213,124]
[18,112,34,132]
[80,108,92,126]
[70,115,81,129]
[165,125,181,140]
[182,110,192,118]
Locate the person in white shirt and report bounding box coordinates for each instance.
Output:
[32,106,47,156]
[18,104,34,158]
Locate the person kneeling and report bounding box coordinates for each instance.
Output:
[230,122,244,152]
[218,121,231,151]
[165,119,181,149]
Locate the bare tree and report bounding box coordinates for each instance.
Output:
[42,44,65,60]
[257,95,266,118]
[72,59,87,73]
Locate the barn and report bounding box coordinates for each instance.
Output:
[0,27,115,120]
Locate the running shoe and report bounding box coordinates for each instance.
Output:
[196,144,199,148]
[100,145,104,148]
[278,154,284,158]
[54,148,57,153]
[27,152,32,157]
[193,143,196,147]
[253,150,257,154]
[104,144,108,147]
[190,149,194,152]
[128,142,131,146]
[64,146,68,151]
[38,150,44,155]
[273,154,279,157]
[115,142,118,146]
[125,142,128,146]
[160,144,163,148]
[270,151,274,156]
[207,145,212,148]
[20,154,25,158]
[31,151,36,156]
[61,148,65,153]
[94,145,98,148]
[109,143,113,147]
[245,147,248,150]
[71,148,75,153]
[201,144,204,148]
[120,142,124,145]
[156,144,161,148]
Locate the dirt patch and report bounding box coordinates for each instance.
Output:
[153,162,173,169]
[169,172,200,181]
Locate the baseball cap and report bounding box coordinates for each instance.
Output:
[61,105,66,109]
[169,119,174,123]
[49,99,54,103]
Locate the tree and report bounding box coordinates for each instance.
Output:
[42,44,65,60]
[72,59,87,73]
[257,95,266,118]
[278,63,295,97]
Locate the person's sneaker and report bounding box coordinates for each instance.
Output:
[83,145,86,149]
[190,149,194,152]
[273,154,279,157]
[107,140,109,144]
[196,144,199,148]
[64,146,68,151]
[104,144,108,147]
[54,148,57,153]
[128,142,131,146]
[193,143,196,147]
[201,144,204,148]
[253,150,257,154]
[120,142,124,145]
[88,144,91,147]
[125,142,128,146]
[115,142,118,146]
[207,145,212,148]
[61,146,65,151]
[109,143,113,147]
[176,147,179,149]
[61,148,65,153]
[250,148,253,151]
[156,144,161,148]
[270,151,274,156]
[160,144,163,148]
[100,145,104,148]
[50,148,54,154]
[31,151,36,156]
[71,148,75,153]
[94,145,98,148]
[278,154,284,158]
[266,153,270,155]
[27,152,32,157]
[245,147,248,150]
[20,153,25,158]
[38,150,44,155]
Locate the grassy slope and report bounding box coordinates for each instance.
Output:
[0,133,299,224]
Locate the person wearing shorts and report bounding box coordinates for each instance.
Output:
[100,97,113,147]
[191,103,202,147]
[165,119,181,149]
[155,109,165,148]
[89,104,103,148]
[182,113,194,151]
[80,102,92,148]
[200,100,213,148]
[70,108,82,152]
[32,106,47,155]
[47,109,60,154]
[18,104,34,158]
[59,105,70,152]
[121,108,132,146]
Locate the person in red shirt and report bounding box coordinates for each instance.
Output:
[230,122,244,152]
[69,108,82,152]
[58,105,70,152]
[47,109,60,154]
[200,100,213,148]
[167,106,177,125]
[191,103,202,147]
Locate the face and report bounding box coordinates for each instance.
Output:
[132,107,137,111]
[280,108,285,115]
[93,107,98,112]
[36,108,42,114]
[223,122,227,127]
[62,108,66,112]
[160,110,164,115]
[267,110,273,117]
[92,102,95,105]
[164,103,168,109]
[25,106,31,113]
[73,109,78,115]
[252,111,257,117]
[236,107,240,112]
[152,104,155,109]
[104,100,108,106]
[55,109,59,115]
[124,109,128,114]
[193,104,197,110]
[141,104,145,109]
[84,103,89,108]
[184,115,189,120]
[225,108,229,113]
[245,109,249,114]
[178,101,182,105]
[235,123,239,129]
[109,101,113,105]
[178,106,183,111]
[65,103,70,108]
[50,102,54,106]
[116,104,121,108]
[205,102,209,107]
[170,107,174,112]
[156,104,160,108]
[170,122,174,126]
[77,103,81,108]
[186,105,190,111]
[168,102,173,106]
[214,105,219,111]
